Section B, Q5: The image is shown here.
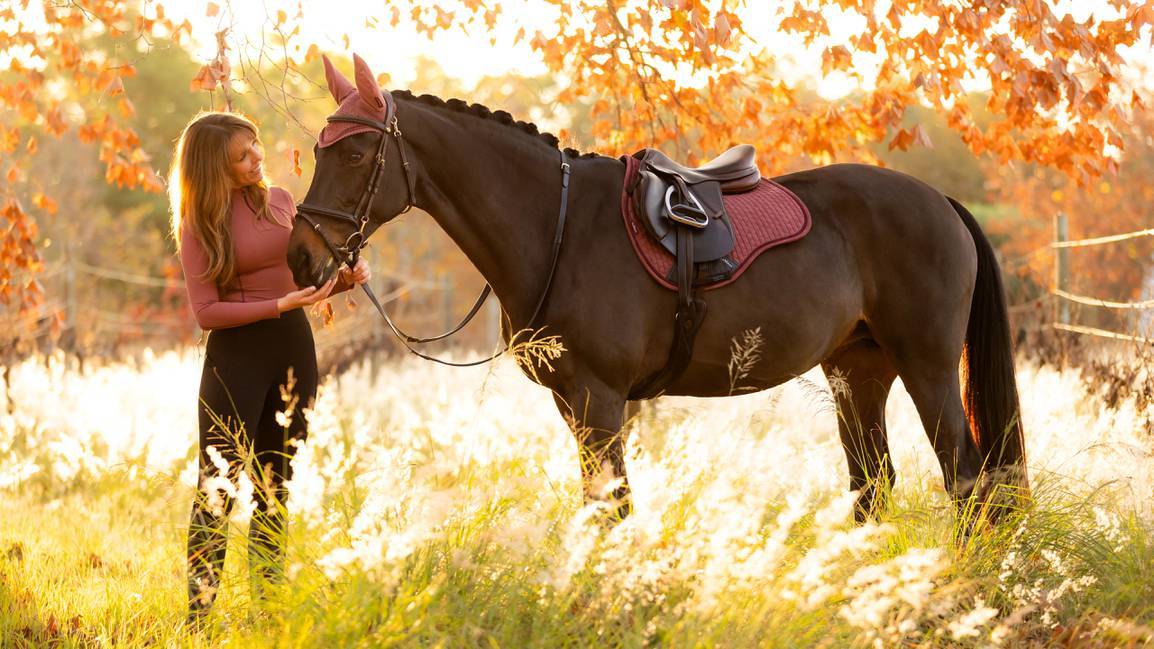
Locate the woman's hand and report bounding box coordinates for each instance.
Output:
[339,258,372,285]
[276,275,338,313]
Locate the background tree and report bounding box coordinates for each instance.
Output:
[0,1,186,344]
[2,0,1153,353]
[387,0,1150,175]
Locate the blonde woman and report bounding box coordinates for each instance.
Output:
[170,112,369,620]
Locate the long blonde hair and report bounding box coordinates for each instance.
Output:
[169,112,278,288]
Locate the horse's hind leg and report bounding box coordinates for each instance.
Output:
[822,341,898,522]
[892,361,984,512]
[552,384,631,520]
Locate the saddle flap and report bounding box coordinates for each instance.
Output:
[638,169,671,240]
[635,173,734,263]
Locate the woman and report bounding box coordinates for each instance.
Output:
[169,111,369,619]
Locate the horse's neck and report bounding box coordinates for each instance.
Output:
[404,107,574,327]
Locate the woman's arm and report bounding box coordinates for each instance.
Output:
[180,227,280,330]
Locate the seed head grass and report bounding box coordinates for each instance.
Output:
[0,350,1152,646]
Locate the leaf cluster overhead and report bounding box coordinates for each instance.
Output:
[391,0,1151,179]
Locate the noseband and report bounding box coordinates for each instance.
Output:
[295,94,572,367]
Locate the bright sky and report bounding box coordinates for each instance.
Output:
[162,0,1151,94]
[171,0,557,89]
[7,1,1151,100]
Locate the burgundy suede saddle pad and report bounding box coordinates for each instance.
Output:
[619,154,812,291]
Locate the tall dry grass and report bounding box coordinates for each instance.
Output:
[1,348,1152,646]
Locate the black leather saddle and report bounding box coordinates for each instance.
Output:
[629,145,761,285]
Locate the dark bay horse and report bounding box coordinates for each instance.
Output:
[288,56,1027,523]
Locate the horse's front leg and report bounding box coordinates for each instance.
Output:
[552,383,630,520]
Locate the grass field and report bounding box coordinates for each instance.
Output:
[2,348,1153,647]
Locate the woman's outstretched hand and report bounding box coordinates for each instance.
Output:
[339,258,372,285]
[276,275,338,313]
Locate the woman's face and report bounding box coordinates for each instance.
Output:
[227,130,264,188]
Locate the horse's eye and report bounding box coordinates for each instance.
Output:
[348,152,364,163]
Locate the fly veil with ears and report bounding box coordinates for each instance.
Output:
[296,54,414,268]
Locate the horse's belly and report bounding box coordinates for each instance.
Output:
[657,239,862,398]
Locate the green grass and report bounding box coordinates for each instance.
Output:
[3,462,1153,648]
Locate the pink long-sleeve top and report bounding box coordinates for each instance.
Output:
[180,186,351,330]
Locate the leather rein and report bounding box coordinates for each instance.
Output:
[295,95,572,367]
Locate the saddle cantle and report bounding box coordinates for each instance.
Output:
[620,149,811,400]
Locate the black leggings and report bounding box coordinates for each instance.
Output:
[187,308,317,612]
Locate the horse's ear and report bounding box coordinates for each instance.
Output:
[353,53,386,111]
[323,55,355,103]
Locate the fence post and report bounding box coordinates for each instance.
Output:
[1054,212,1069,326]
[64,243,76,351]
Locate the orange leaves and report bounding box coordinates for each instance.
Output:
[31,193,57,215]
[0,200,45,312]
[43,107,67,136]
[105,75,125,97]
[116,98,135,118]
[190,28,232,112]
[0,127,19,154]
[779,6,830,42]
[290,148,303,177]
[888,124,933,152]
[742,97,762,122]
[190,33,231,93]
[314,301,335,327]
[821,46,853,76]
[189,64,221,92]
[713,12,732,47]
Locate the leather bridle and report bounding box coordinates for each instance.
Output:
[296,103,414,267]
[295,92,572,367]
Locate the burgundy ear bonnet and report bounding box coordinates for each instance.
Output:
[318,53,395,148]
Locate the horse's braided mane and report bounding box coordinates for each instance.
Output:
[392,89,602,160]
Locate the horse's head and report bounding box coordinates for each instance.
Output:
[288,54,414,288]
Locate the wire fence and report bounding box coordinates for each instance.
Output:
[4,248,500,357]
[1046,214,1154,345]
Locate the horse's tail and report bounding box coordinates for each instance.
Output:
[948,197,1028,491]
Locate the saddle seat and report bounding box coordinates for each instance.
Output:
[639,144,761,192]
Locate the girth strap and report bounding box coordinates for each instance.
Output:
[628,225,707,400]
